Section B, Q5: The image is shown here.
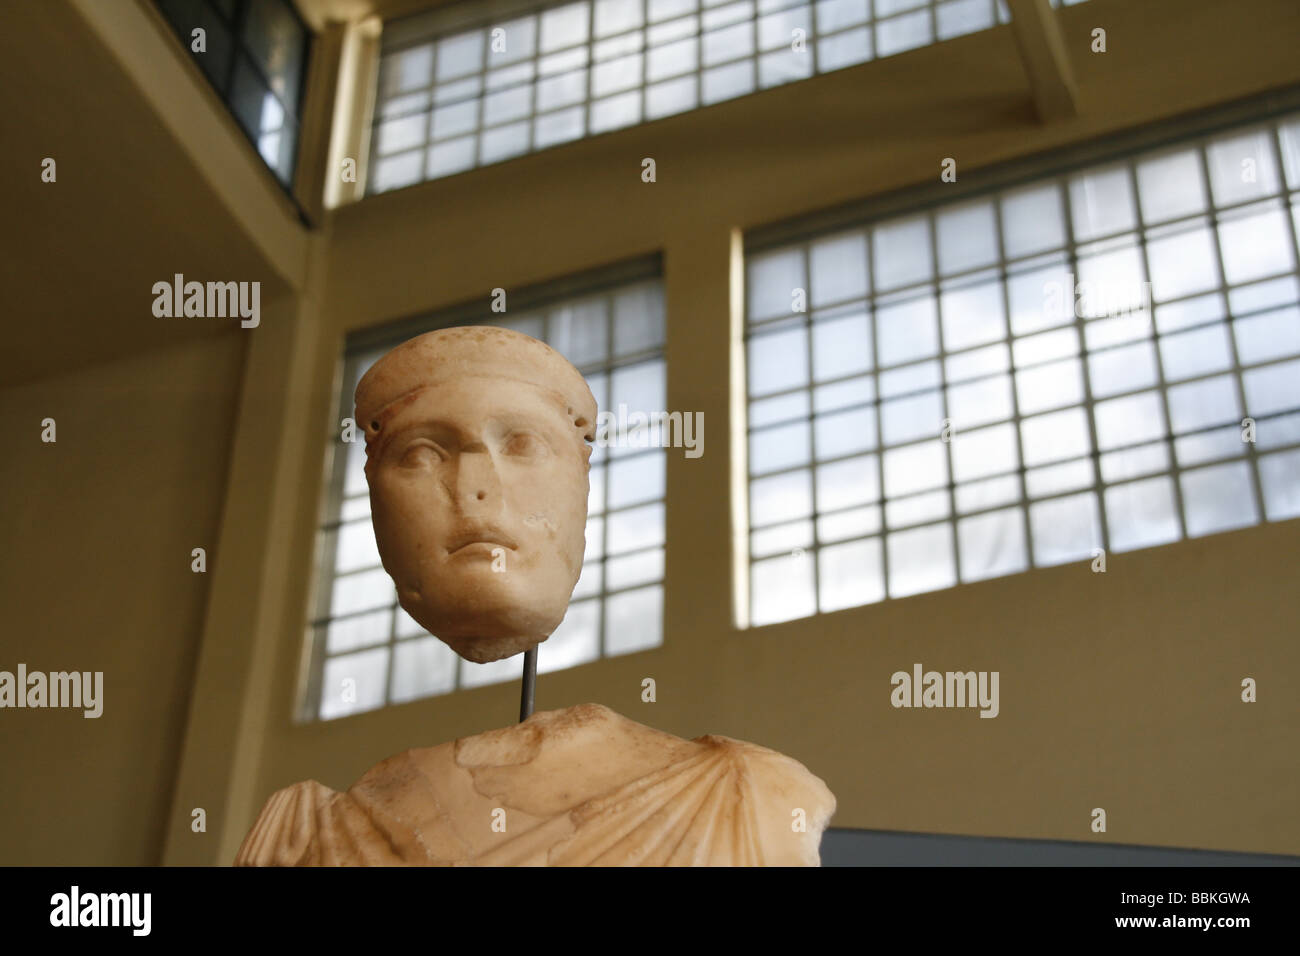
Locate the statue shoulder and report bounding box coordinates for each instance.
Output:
[696,734,837,862]
[545,729,835,866]
[233,779,339,866]
[234,768,428,866]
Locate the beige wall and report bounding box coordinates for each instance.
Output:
[0,332,246,865]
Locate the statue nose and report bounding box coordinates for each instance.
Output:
[453,447,500,510]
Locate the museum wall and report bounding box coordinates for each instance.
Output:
[0,332,246,864]
[219,0,1300,861]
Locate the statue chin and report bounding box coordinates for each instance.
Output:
[440,630,547,664]
[399,592,564,663]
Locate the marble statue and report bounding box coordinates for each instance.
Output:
[235,327,835,866]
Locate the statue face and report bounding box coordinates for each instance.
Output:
[366,375,590,663]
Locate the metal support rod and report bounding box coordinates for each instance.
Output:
[518,647,537,722]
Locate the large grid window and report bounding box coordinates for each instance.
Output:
[745,112,1300,626]
[369,0,1090,193]
[155,0,310,186]
[305,272,667,721]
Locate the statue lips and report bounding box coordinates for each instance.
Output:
[445,522,518,559]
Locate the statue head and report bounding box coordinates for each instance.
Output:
[355,327,596,663]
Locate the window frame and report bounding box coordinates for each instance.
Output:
[364,0,1098,195]
[741,92,1300,626]
[153,0,313,196]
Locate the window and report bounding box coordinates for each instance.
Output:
[744,111,1300,626]
[369,0,1091,193]
[304,263,667,720]
[154,0,310,186]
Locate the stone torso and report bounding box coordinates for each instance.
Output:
[235,703,835,866]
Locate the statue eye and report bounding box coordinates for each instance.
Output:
[399,440,444,467]
[502,431,546,458]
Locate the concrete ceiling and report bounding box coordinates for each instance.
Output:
[0,1,291,388]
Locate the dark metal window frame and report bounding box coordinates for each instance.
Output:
[153,0,313,209]
[741,85,1300,626]
[365,0,1093,194]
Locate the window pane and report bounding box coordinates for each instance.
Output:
[816,454,880,510]
[957,507,1027,582]
[1021,407,1091,466]
[1180,462,1258,537]
[819,538,885,610]
[544,599,602,669]
[1105,476,1180,551]
[596,0,644,36]
[1218,204,1295,285]
[541,2,591,51]
[320,648,389,719]
[936,201,998,275]
[437,30,484,80]
[887,523,954,597]
[1206,128,1281,206]
[241,0,305,112]
[941,279,1005,351]
[390,637,457,702]
[883,441,948,497]
[818,27,872,71]
[491,16,537,64]
[947,375,1013,430]
[1002,184,1066,259]
[881,391,941,446]
[812,311,873,379]
[1030,492,1100,566]
[873,216,933,291]
[749,324,809,395]
[1242,359,1300,417]
[952,422,1018,482]
[875,9,932,57]
[749,248,806,320]
[1069,165,1136,242]
[810,232,868,306]
[752,519,814,558]
[1167,374,1240,433]
[751,469,814,524]
[325,608,391,654]
[644,75,696,118]
[1259,449,1300,520]
[752,552,816,624]
[1146,226,1219,301]
[751,421,812,474]
[1094,391,1165,450]
[703,59,756,102]
[1088,340,1157,398]
[1137,149,1208,224]
[876,295,938,366]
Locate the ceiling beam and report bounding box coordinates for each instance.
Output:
[1006,0,1080,122]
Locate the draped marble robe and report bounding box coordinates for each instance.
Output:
[235,703,835,866]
